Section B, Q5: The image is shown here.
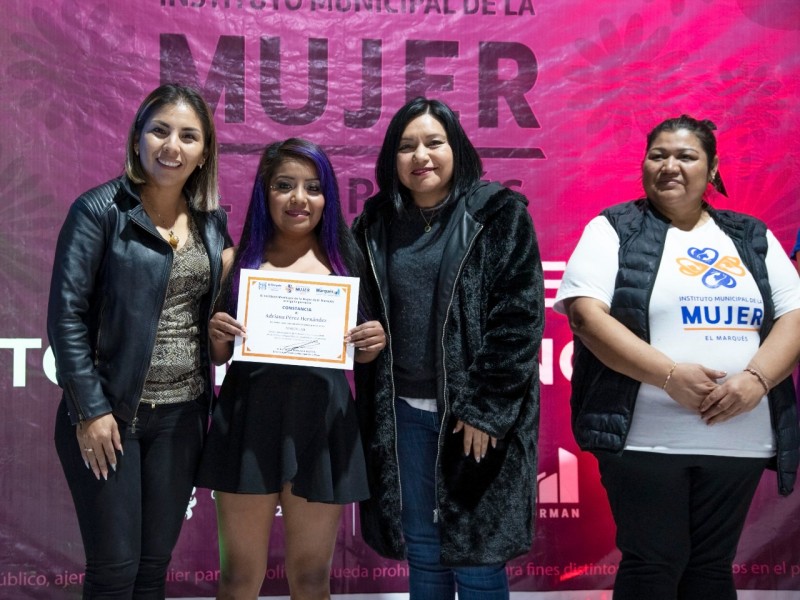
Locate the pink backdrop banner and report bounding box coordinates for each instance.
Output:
[1,0,799,596]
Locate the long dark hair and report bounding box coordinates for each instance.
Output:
[645,114,727,197]
[375,97,483,212]
[223,138,366,316]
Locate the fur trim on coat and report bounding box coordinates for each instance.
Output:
[353,181,545,565]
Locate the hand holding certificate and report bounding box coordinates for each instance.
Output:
[232,269,360,369]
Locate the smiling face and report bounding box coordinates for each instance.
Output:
[642,128,718,217]
[396,113,454,207]
[134,101,207,192]
[268,158,325,238]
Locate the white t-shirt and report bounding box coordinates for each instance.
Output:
[554,215,800,457]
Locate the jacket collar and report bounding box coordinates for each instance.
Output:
[120,176,224,263]
[361,180,522,226]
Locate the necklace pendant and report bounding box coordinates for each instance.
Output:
[168,229,179,249]
[424,225,432,233]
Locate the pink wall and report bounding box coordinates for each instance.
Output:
[1,0,798,596]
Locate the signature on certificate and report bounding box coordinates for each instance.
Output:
[276,339,322,353]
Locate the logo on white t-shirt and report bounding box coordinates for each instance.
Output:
[676,246,747,289]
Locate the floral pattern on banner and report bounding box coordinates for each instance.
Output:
[7,0,143,132]
[565,14,690,146]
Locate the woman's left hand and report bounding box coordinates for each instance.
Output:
[699,371,766,425]
[453,421,498,462]
[346,320,386,353]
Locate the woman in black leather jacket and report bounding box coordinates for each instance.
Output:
[47,84,228,598]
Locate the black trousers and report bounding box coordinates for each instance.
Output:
[55,399,205,599]
[596,450,768,600]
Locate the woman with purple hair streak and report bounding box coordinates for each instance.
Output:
[195,139,385,599]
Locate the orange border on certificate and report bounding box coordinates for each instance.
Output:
[239,274,352,365]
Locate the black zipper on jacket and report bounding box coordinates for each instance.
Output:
[199,211,225,415]
[66,380,87,422]
[433,224,483,524]
[128,217,175,432]
[362,228,402,513]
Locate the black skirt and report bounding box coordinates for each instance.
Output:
[195,362,369,504]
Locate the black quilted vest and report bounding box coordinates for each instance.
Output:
[569,199,798,495]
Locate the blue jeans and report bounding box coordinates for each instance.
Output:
[395,399,509,600]
[54,398,205,599]
[597,451,768,600]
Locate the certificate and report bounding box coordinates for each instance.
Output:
[232,269,360,369]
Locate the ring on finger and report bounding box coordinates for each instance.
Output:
[84,448,94,452]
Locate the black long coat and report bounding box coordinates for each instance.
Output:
[353,181,545,565]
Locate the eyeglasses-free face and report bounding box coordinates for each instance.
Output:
[135,101,207,192]
[642,128,718,218]
[267,158,325,238]
[396,113,454,208]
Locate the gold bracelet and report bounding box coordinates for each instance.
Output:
[744,367,769,394]
[662,362,677,391]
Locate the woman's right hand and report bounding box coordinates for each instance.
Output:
[209,311,246,344]
[77,414,122,480]
[663,363,727,413]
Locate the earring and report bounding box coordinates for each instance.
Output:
[199,163,204,170]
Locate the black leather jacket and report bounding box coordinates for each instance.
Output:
[47,177,227,425]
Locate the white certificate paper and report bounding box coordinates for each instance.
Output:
[232,269,360,369]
